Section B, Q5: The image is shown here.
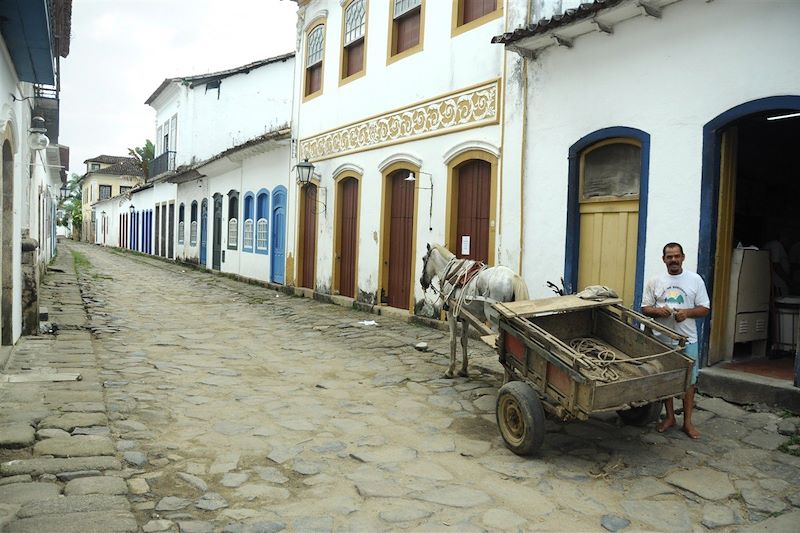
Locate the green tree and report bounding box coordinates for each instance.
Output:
[58,173,83,236]
[128,139,155,177]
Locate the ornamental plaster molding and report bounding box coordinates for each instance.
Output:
[377,153,422,173]
[331,162,364,179]
[300,80,500,162]
[442,140,501,164]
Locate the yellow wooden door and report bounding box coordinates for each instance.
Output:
[577,138,641,307]
[578,199,639,306]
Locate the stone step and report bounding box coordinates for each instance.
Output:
[6,510,137,533]
[1,456,121,477]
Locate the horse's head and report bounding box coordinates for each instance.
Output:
[420,243,435,290]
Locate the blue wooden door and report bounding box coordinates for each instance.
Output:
[271,187,286,284]
[200,199,208,266]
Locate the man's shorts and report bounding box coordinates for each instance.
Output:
[684,342,699,385]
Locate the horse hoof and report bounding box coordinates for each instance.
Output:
[443,372,455,379]
[457,370,469,378]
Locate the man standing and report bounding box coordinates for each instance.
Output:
[642,242,710,439]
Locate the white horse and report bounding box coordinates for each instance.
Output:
[420,243,529,378]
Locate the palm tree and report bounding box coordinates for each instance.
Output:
[128,139,155,177]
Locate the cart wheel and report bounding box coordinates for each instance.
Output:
[496,381,545,456]
[617,402,662,426]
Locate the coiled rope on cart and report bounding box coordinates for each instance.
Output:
[569,337,685,382]
[569,337,621,382]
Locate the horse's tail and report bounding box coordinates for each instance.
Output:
[512,274,529,302]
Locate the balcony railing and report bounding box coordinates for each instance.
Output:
[149,151,176,179]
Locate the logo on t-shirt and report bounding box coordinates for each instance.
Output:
[665,287,687,306]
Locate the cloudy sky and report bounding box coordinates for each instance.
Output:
[60,0,298,176]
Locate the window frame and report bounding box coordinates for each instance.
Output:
[189,201,198,246]
[99,184,112,200]
[387,0,424,65]
[242,192,255,252]
[255,189,270,255]
[340,0,368,85]
[451,0,502,37]
[579,138,643,204]
[178,203,185,245]
[227,190,239,250]
[303,20,326,101]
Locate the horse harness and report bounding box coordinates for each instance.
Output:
[437,258,491,317]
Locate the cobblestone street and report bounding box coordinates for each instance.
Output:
[1,241,800,532]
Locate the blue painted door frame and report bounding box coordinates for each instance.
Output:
[271,186,287,284]
[564,127,651,311]
[200,199,208,266]
[697,95,800,374]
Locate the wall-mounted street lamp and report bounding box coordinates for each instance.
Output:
[295,158,327,215]
[59,183,69,200]
[129,205,135,216]
[28,116,49,151]
[406,171,434,232]
[295,159,315,186]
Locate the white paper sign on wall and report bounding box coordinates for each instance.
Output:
[461,235,471,256]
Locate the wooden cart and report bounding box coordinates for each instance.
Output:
[492,295,694,455]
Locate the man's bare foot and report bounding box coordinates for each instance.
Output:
[682,424,700,439]
[657,417,675,433]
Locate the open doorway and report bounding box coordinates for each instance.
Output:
[707,106,800,382]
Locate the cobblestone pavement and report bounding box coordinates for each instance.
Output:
[2,241,800,532]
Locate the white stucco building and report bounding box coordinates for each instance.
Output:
[291,0,507,316]
[0,0,71,344]
[96,54,295,285]
[495,0,800,387]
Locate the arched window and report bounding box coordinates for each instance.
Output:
[228,190,239,250]
[255,189,270,254]
[305,23,325,97]
[178,203,185,244]
[243,192,255,252]
[190,200,198,246]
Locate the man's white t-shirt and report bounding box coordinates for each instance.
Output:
[642,270,710,344]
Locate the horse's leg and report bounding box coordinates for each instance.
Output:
[458,319,469,377]
[445,311,457,378]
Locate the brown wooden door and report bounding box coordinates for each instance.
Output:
[455,160,490,262]
[301,184,317,289]
[387,171,414,309]
[338,178,358,298]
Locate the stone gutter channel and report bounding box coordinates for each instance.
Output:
[0,243,137,532]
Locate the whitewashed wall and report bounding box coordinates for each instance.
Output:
[150,56,294,168]
[508,0,800,297]
[293,0,506,310]
[189,60,294,163]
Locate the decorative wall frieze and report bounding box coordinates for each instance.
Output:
[299,79,499,162]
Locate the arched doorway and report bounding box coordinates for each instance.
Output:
[298,183,318,289]
[271,186,287,284]
[565,128,650,309]
[380,165,417,310]
[334,176,359,298]
[1,140,13,345]
[699,96,800,373]
[200,199,208,266]
[446,153,495,264]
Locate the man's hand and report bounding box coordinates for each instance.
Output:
[674,308,689,322]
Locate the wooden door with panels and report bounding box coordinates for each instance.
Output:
[386,170,415,309]
[577,139,641,307]
[299,184,317,289]
[453,159,491,262]
[336,177,359,298]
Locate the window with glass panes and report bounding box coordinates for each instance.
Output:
[305,25,325,96]
[392,0,421,56]
[343,0,365,79]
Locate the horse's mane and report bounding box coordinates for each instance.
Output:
[432,243,454,259]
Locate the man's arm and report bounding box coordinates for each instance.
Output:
[675,305,709,322]
[642,305,672,318]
